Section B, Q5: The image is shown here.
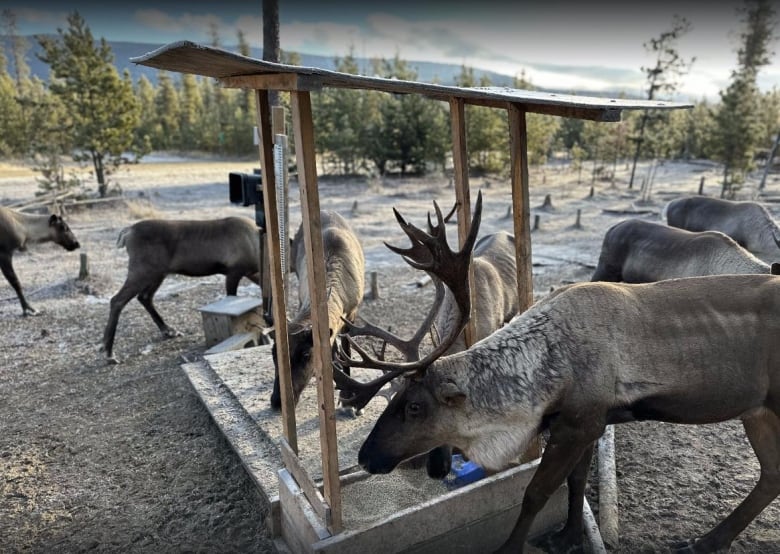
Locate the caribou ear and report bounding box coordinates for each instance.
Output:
[772,262,780,275]
[436,379,467,407]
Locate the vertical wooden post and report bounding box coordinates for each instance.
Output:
[255,90,297,453]
[508,103,539,460]
[508,104,534,312]
[78,252,89,280]
[290,90,343,533]
[449,97,476,347]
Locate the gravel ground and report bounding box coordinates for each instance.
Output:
[0,158,778,553]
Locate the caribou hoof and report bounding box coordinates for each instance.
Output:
[162,328,183,339]
[530,528,584,554]
[106,356,120,365]
[672,538,727,554]
[336,405,360,419]
[23,308,40,316]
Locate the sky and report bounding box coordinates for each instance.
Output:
[4,0,780,102]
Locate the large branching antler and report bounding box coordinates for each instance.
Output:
[333,192,482,411]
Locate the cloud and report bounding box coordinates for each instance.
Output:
[14,8,68,28]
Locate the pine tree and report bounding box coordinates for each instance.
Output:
[713,0,777,197]
[37,11,142,196]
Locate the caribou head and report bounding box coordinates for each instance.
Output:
[333,192,482,473]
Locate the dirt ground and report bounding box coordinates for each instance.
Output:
[1,157,779,553]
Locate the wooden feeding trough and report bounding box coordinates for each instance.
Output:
[132,41,691,553]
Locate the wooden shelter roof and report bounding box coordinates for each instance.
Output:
[131,41,692,122]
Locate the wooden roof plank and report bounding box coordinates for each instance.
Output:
[131,41,692,121]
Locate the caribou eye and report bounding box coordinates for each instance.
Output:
[406,401,422,418]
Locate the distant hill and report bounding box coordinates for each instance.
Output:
[5,36,630,99]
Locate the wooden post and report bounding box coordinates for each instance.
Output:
[78,252,89,280]
[508,103,539,461]
[291,90,342,533]
[598,425,619,549]
[370,271,379,300]
[255,90,297,452]
[449,97,476,348]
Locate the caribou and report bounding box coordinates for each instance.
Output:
[0,205,80,315]
[269,210,365,410]
[665,195,780,260]
[592,218,774,283]
[333,194,780,554]
[343,220,519,478]
[101,217,262,364]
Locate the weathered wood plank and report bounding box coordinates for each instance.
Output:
[291,90,343,533]
[256,89,298,451]
[132,41,692,122]
[449,97,476,347]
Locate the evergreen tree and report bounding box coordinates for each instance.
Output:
[37,11,142,196]
[713,0,777,197]
[454,66,506,173]
[133,74,156,152]
[154,71,181,149]
[179,73,204,151]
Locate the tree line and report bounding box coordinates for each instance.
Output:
[0,2,777,198]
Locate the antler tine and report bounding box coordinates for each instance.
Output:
[333,191,483,411]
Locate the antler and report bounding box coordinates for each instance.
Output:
[333,192,482,411]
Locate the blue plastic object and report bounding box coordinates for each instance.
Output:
[444,454,486,489]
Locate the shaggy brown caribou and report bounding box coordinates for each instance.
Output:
[333,195,780,554]
[101,217,261,363]
[342,217,518,478]
[269,211,365,410]
[0,205,80,315]
[665,195,780,260]
[592,218,775,283]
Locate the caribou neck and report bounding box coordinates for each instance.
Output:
[14,212,54,246]
[429,311,564,471]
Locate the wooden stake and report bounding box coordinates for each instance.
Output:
[78,252,89,280]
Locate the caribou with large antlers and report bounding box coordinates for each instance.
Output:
[335,194,780,553]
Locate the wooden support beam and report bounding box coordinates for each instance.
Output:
[255,89,298,453]
[449,97,476,347]
[508,103,539,461]
[280,439,331,525]
[290,89,343,533]
[220,72,321,91]
[508,103,534,311]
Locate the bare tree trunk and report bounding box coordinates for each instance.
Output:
[759,132,780,191]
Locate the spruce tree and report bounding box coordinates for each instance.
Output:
[37,11,142,196]
[713,0,777,197]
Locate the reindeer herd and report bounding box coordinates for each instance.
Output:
[2,191,779,553]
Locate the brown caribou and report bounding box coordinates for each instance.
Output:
[341,203,517,478]
[334,194,779,554]
[269,210,365,410]
[101,217,261,364]
[592,218,774,283]
[0,205,80,315]
[665,195,780,260]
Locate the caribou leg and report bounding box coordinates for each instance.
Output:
[674,409,780,553]
[532,441,596,553]
[136,276,181,339]
[0,253,37,315]
[495,418,604,554]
